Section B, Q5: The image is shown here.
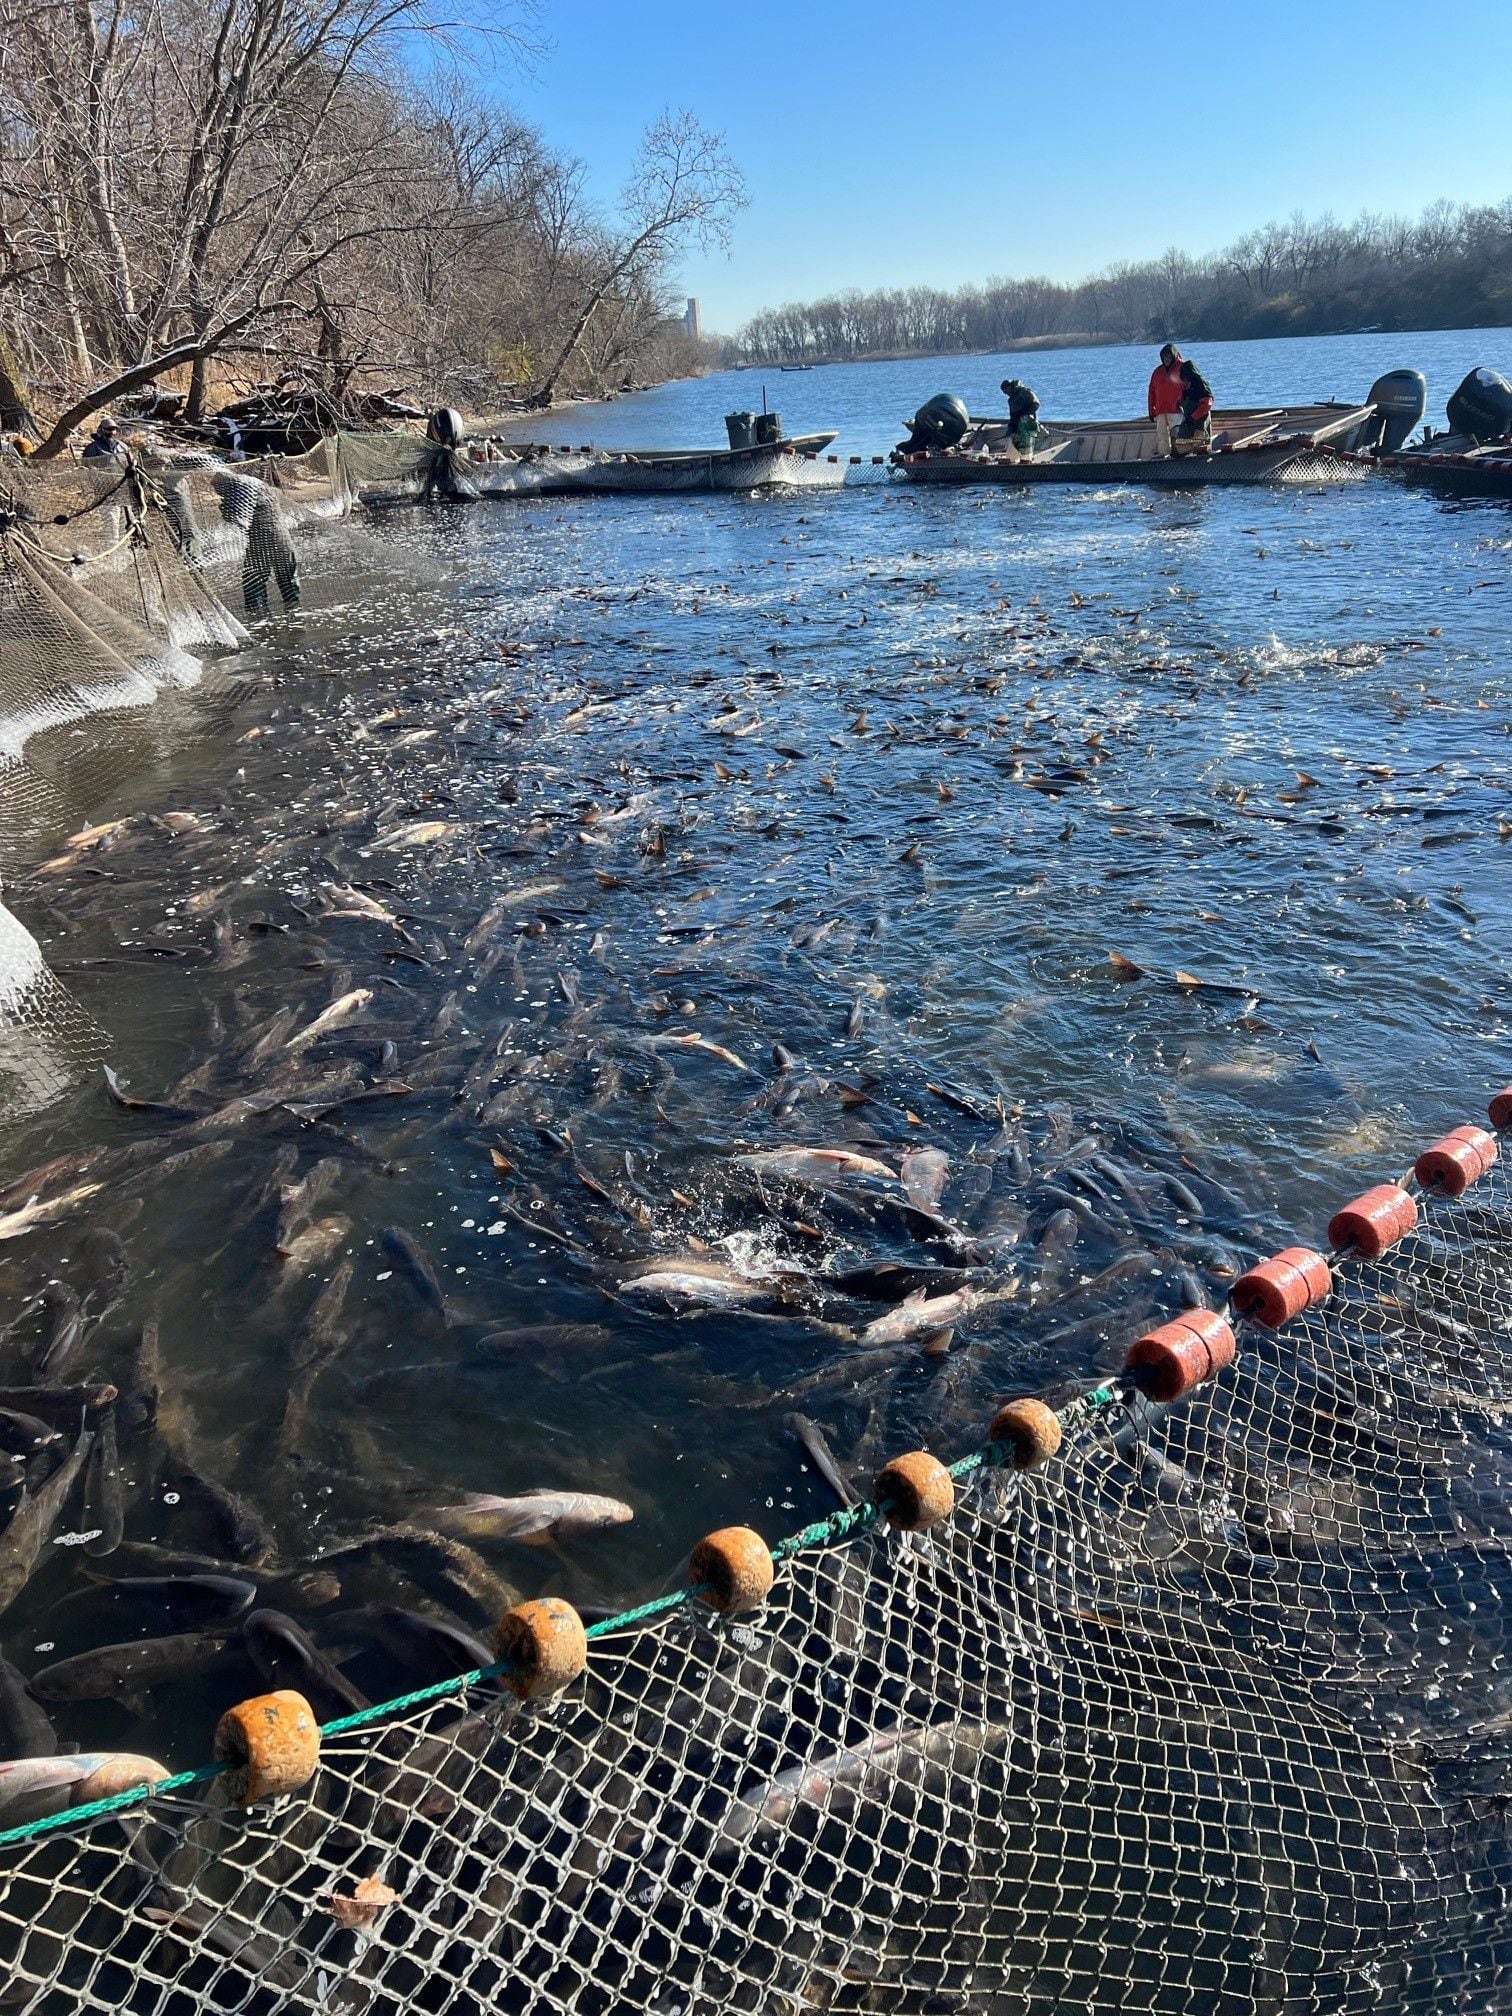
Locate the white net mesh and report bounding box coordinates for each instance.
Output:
[1,1137,1507,2015]
[0,444,348,1114]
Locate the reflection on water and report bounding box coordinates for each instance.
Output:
[0,382,1507,1767]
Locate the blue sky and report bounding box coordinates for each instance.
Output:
[496,0,1512,334]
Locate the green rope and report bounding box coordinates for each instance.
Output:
[0,1380,1132,1852]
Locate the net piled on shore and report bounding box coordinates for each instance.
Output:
[1,1097,1508,2015]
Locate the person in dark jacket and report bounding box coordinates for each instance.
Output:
[999,377,1044,455]
[82,417,127,463]
[1172,360,1214,456]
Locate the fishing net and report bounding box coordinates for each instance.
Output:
[0,444,347,1112]
[1,1118,1508,2015]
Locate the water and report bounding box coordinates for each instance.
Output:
[503,326,1512,457]
[0,332,1508,1767]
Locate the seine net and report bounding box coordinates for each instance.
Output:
[0,1137,1507,2015]
[0,444,346,1114]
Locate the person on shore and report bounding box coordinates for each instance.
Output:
[1172,358,1215,456]
[1000,378,1043,456]
[82,416,127,463]
[1147,344,1184,456]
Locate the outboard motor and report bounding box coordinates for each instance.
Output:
[753,411,782,447]
[1366,369,1427,454]
[421,406,477,501]
[725,411,758,450]
[899,392,970,456]
[1445,367,1512,445]
[425,407,464,449]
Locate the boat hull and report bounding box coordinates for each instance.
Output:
[895,404,1378,489]
[895,444,1368,487]
[1380,446,1512,500]
[484,433,840,496]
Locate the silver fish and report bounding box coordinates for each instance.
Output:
[424,1488,634,1545]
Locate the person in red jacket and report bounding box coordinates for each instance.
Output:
[1147,343,1184,456]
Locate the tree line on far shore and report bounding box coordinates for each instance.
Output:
[732,198,1512,364]
[0,0,743,454]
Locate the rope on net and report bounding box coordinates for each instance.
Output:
[0,1091,1502,1862]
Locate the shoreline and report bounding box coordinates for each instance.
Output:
[731,316,1512,373]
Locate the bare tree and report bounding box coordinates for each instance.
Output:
[529,110,745,406]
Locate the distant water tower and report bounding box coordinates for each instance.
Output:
[683,298,702,341]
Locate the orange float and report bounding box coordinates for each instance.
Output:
[1327,1184,1418,1257]
[1124,1310,1236,1401]
[1230,1247,1332,1328]
[1415,1125,1499,1198]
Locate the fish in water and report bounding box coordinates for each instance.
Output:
[618,1258,784,1312]
[736,1147,896,1187]
[712,1718,1002,1861]
[0,1752,168,1825]
[243,1608,370,1720]
[465,1322,615,1359]
[362,1606,494,1684]
[859,1284,1007,1347]
[899,1147,951,1211]
[274,1213,351,1271]
[287,987,374,1053]
[380,1225,448,1320]
[423,1489,634,1546]
[0,1652,57,1759]
[54,1571,259,1635]
[78,1226,129,1312]
[0,1431,93,1618]
[34,1281,85,1380]
[29,1631,238,1705]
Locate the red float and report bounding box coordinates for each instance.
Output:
[1415,1126,1499,1198]
[1230,1247,1332,1328]
[1327,1184,1418,1258]
[1124,1309,1236,1401]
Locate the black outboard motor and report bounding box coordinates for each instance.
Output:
[1445,368,1512,445]
[1366,369,1427,454]
[725,411,758,450]
[898,392,970,456]
[425,407,464,448]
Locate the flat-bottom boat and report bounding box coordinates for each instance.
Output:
[894,405,1379,486]
[478,432,840,495]
[1379,434,1512,500]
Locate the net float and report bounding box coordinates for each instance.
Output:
[214,1689,320,1806]
[1489,1086,1512,1130]
[988,1397,1063,1470]
[493,1599,587,1700]
[690,1526,774,1614]
[1124,1309,1236,1401]
[1327,1183,1418,1257]
[875,1451,954,1530]
[1415,1126,1498,1198]
[1230,1247,1332,1328]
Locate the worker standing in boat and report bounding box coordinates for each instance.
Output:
[1000,378,1044,457]
[1147,345,1184,456]
[1172,359,1215,457]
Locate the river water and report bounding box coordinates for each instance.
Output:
[505,326,1512,455]
[0,330,1508,1763]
